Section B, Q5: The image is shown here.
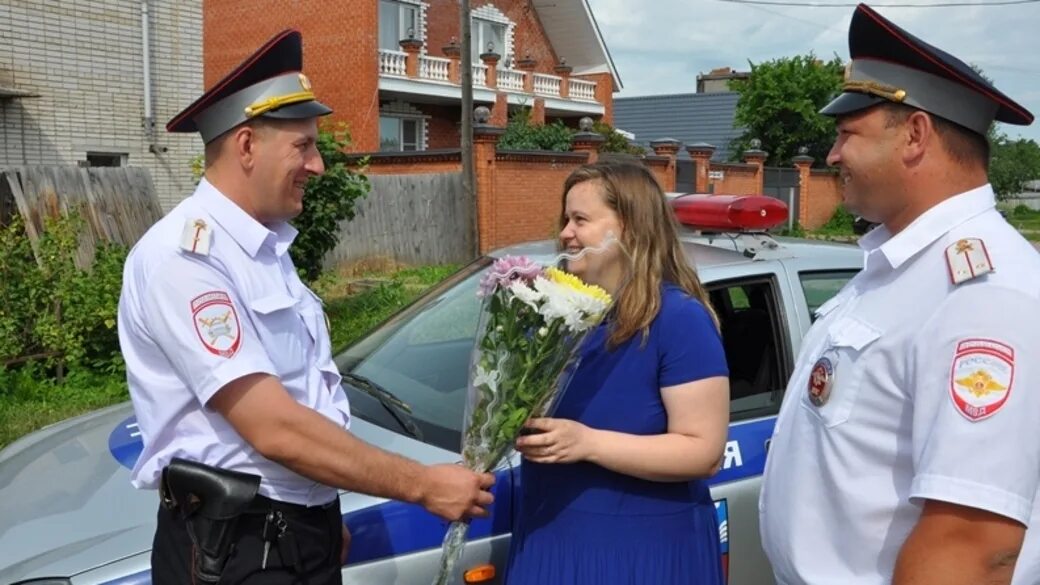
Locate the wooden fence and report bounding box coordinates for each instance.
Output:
[325,172,474,267]
[1,166,164,267]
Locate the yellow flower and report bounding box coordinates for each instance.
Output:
[545,267,612,305]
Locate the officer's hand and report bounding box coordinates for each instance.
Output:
[419,464,495,522]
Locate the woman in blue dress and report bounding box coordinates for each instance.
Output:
[504,161,730,585]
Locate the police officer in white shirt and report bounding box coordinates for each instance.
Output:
[759,4,1040,585]
[117,30,494,585]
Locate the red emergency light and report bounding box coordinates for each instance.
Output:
[671,194,788,232]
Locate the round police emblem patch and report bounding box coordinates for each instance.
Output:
[808,356,834,407]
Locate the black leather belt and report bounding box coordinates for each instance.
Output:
[245,493,339,516]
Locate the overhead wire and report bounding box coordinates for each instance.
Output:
[711,0,1039,7]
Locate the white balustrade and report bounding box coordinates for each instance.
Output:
[533,73,562,97]
[497,68,526,92]
[472,63,488,87]
[569,78,597,102]
[378,49,407,77]
[419,55,451,81]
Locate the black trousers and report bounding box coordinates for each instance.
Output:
[151,495,344,585]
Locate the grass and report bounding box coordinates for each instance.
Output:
[0,261,459,450]
[1003,205,1040,240]
[0,368,130,450]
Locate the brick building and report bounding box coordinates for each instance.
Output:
[204,0,622,153]
[0,1,203,211]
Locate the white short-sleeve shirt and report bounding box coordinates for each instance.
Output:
[759,185,1040,585]
[117,178,349,506]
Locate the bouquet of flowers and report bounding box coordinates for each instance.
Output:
[431,254,613,585]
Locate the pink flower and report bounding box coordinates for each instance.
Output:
[478,255,544,297]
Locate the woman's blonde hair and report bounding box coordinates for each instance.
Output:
[560,160,719,349]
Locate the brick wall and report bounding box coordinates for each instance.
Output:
[576,72,615,124]
[645,158,671,193]
[708,163,760,195]
[804,171,843,229]
[203,0,611,155]
[489,154,583,250]
[425,0,560,76]
[204,0,380,152]
[423,104,460,149]
[349,142,842,259]
[0,0,203,211]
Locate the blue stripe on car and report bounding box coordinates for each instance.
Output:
[102,415,775,579]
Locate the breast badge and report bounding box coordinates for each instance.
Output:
[808,355,835,407]
[950,338,1013,421]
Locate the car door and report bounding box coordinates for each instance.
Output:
[701,268,798,585]
[702,260,859,585]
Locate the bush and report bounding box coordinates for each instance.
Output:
[0,213,128,385]
[775,222,807,238]
[291,122,372,282]
[498,107,575,152]
[815,205,856,235]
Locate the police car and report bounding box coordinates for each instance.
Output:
[0,195,864,585]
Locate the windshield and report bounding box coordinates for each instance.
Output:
[334,257,494,451]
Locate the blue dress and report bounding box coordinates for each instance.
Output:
[504,284,729,585]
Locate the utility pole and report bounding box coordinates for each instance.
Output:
[460,0,477,257]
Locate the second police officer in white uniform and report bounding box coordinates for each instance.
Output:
[118,30,495,585]
[759,4,1040,585]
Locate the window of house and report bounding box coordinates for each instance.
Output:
[85,152,126,167]
[379,0,419,51]
[472,18,507,68]
[799,270,858,321]
[379,116,422,152]
[708,277,789,421]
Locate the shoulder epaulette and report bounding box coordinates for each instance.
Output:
[945,238,993,284]
[180,218,213,256]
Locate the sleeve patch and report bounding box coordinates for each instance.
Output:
[191,291,242,358]
[949,338,1014,422]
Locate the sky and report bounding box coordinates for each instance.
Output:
[585,0,1040,142]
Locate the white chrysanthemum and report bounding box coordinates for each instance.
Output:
[534,278,594,332]
[473,363,500,392]
[508,279,545,311]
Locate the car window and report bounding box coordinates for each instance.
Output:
[799,270,858,321]
[335,259,493,451]
[708,278,788,421]
[337,262,799,451]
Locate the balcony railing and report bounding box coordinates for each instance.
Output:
[569,78,597,102]
[379,49,407,77]
[472,63,487,87]
[533,73,562,97]
[378,47,599,106]
[419,55,451,82]
[497,68,525,92]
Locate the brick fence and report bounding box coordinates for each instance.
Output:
[346,125,843,255]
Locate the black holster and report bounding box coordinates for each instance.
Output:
[160,458,261,583]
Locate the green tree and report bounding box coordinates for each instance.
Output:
[290,121,371,282]
[592,121,646,155]
[989,133,1040,200]
[729,53,845,166]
